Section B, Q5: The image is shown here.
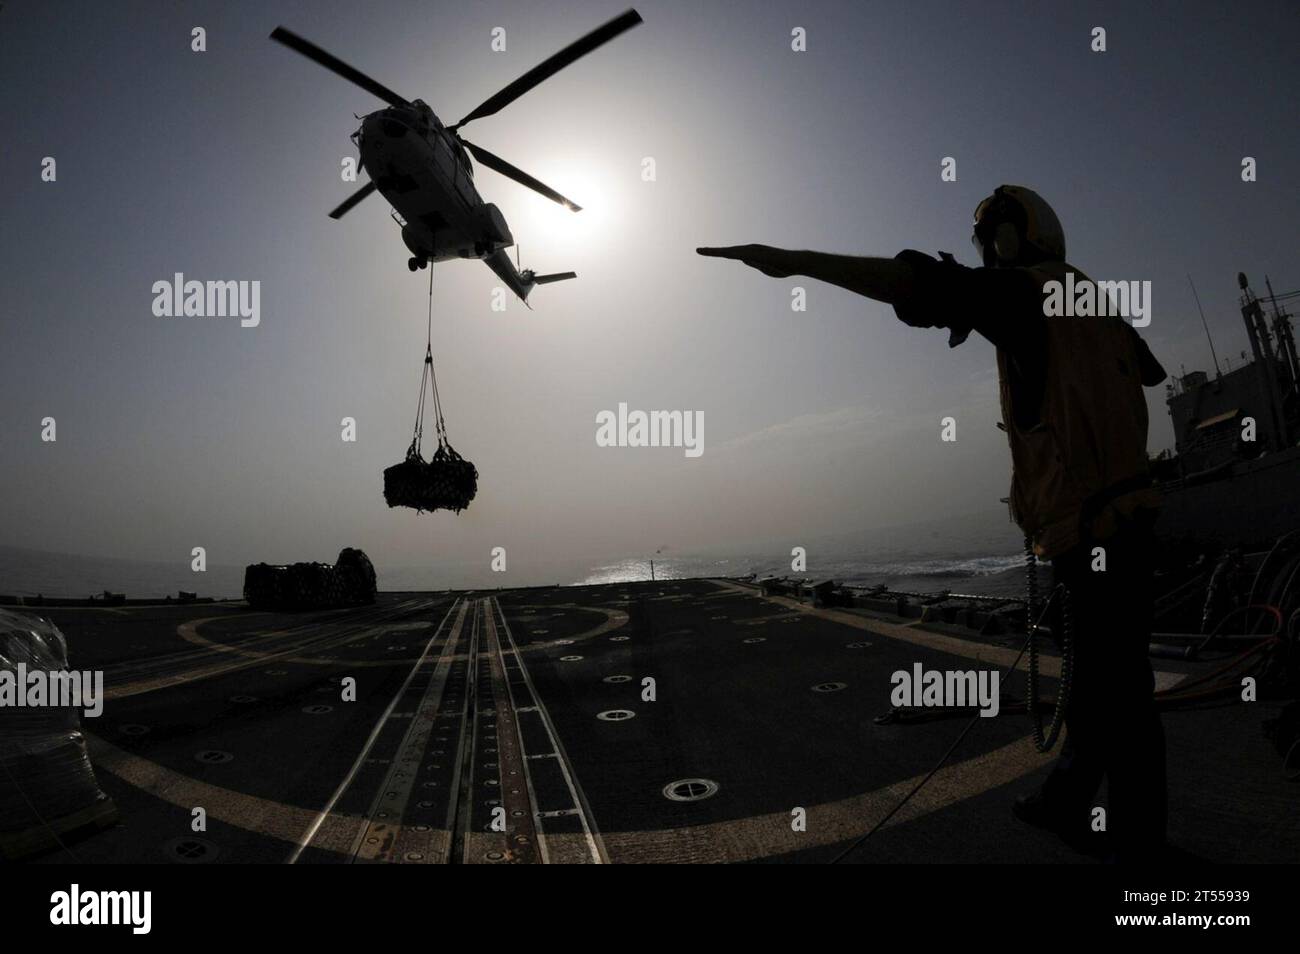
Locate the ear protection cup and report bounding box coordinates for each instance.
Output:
[973,185,1066,266]
[993,220,1020,264]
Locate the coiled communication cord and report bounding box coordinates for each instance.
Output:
[1025,537,1072,753]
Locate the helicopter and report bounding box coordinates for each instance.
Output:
[270,10,642,301]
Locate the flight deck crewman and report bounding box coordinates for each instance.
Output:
[697,185,1169,861]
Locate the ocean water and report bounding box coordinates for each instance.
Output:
[0,509,1028,600]
[0,547,248,601]
[576,552,1026,589]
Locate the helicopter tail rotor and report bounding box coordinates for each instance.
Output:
[524,270,578,286]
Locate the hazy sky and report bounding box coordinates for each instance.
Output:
[2,0,1297,583]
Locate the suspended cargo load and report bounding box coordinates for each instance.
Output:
[383,442,478,513]
[385,274,479,514]
[243,548,377,611]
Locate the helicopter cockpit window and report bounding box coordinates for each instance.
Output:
[454,142,473,177]
[433,136,455,175]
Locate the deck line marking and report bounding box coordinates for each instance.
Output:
[494,596,606,864]
[87,733,324,840]
[287,597,459,864]
[471,598,544,863]
[448,599,482,863]
[171,600,432,669]
[87,725,1046,862]
[710,579,1184,687]
[107,600,430,699]
[510,604,629,650]
[597,734,1051,862]
[349,597,470,863]
[85,587,1090,862]
[483,598,550,863]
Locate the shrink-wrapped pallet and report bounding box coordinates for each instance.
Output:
[0,609,117,860]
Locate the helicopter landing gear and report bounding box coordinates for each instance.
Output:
[407,256,428,272]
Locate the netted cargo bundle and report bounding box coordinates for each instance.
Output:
[243,548,378,611]
[0,609,117,860]
[243,562,289,609]
[285,562,341,609]
[383,442,478,514]
[336,548,377,605]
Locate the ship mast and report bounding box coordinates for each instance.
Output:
[1264,275,1300,387]
[1188,274,1222,379]
[1238,272,1290,448]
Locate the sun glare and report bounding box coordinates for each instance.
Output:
[494,155,622,262]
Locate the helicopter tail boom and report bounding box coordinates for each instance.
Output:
[483,249,576,303]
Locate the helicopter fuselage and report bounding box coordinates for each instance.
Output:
[356,102,515,266]
[270,10,642,299]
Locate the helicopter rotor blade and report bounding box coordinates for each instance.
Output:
[270,27,411,108]
[328,180,378,219]
[460,140,582,212]
[451,9,642,130]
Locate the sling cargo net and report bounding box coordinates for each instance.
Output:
[384,274,477,514]
[0,609,117,860]
[243,547,377,611]
[384,440,478,513]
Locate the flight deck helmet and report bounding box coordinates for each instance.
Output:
[972,185,1065,268]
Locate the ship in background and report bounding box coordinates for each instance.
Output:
[774,270,1300,642]
[1153,271,1300,551]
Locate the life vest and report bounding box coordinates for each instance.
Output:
[998,261,1161,558]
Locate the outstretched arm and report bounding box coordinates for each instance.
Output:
[697,245,915,304]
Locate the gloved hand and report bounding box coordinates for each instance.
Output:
[696,245,796,278]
